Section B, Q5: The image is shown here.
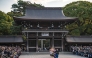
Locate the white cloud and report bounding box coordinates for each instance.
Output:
[14,0,17,2]
[25,0,61,4]
[13,0,92,4]
[13,0,92,7]
[28,0,92,4]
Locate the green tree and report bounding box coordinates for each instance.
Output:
[7,0,44,35]
[0,11,13,35]
[7,11,22,17]
[10,22,22,35]
[11,0,44,17]
[63,1,92,35]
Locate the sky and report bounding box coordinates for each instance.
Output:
[0,0,92,13]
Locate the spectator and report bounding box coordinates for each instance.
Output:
[0,45,22,58]
[54,49,59,58]
[49,47,55,57]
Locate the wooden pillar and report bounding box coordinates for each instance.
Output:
[41,39,43,50]
[36,32,38,52]
[50,39,52,47]
[61,34,64,52]
[52,38,54,48]
[36,38,38,52]
[26,32,29,52]
[52,32,54,48]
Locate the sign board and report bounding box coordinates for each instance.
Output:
[41,32,49,36]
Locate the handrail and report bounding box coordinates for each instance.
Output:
[23,29,67,31]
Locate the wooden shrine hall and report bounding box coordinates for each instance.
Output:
[14,7,78,52]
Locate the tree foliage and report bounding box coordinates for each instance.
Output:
[6,0,44,35]
[8,0,44,17]
[7,11,22,17]
[63,1,92,35]
[10,22,22,35]
[0,11,13,35]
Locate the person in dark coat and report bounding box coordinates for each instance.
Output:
[54,49,59,58]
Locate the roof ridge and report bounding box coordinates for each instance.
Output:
[26,7,62,10]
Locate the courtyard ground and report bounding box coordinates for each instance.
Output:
[19,52,87,58]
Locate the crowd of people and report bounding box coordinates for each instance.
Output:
[0,46,22,58]
[49,47,59,58]
[71,46,92,58]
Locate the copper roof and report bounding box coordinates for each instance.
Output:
[0,35,23,43]
[66,36,92,43]
[14,7,78,21]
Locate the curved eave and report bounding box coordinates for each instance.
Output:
[14,17,78,22]
[66,36,92,43]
